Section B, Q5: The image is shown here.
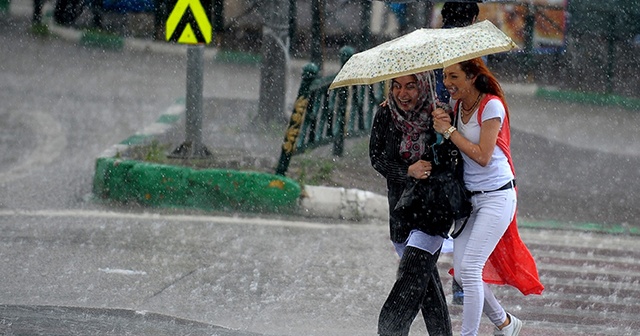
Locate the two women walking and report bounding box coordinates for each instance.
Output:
[370,57,543,336]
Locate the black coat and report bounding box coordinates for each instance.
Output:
[369,105,469,243]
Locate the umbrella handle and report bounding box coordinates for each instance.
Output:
[427,71,444,146]
[427,70,437,112]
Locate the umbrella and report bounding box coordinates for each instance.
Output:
[329,20,517,90]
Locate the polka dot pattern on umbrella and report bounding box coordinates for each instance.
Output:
[330,20,518,89]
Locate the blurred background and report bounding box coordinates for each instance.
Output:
[26,0,640,99]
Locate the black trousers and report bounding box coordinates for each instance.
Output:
[378,246,452,336]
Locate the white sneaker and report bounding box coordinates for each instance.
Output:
[494,313,522,336]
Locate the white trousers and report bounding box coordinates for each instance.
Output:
[452,188,517,336]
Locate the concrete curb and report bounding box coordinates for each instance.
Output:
[300,185,389,222]
[92,157,302,213]
[49,23,220,57]
[518,219,640,236]
[536,86,640,111]
[92,101,302,214]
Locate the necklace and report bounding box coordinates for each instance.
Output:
[461,93,482,116]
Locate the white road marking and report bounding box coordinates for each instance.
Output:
[0,208,369,230]
[99,268,148,276]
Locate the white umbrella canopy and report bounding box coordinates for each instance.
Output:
[329,20,517,90]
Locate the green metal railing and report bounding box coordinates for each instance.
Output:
[275,46,385,176]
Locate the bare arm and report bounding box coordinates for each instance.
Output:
[432,108,500,167]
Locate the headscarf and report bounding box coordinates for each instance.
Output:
[388,71,449,163]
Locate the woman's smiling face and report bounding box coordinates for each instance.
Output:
[443,63,475,101]
[391,75,420,112]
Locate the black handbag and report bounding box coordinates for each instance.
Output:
[392,118,471,237]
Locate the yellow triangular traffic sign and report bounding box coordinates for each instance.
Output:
[166,0,212,44]
[178,23,197,44]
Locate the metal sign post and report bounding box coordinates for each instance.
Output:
[170,45,211,158]
[165,0,213,158]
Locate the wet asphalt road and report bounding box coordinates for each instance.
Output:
[512,126,640,227]
[1,209,639,336]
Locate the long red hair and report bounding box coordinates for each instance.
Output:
[458,58,509,117]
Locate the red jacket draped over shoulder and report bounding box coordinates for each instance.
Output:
[453,94,544,296]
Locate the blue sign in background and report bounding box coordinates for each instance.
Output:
[102,0,155,13]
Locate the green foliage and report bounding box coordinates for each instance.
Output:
[294,158,336,186]
[144,140,166,162]
[29,23,50,37]
[126,140,169,164]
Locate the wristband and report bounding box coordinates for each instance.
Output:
[443,126,456,140]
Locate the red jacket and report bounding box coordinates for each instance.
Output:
[453,94,544,296]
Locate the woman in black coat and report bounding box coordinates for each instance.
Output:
[370,71,465,336]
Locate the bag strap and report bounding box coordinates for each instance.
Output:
[450,216,469,239]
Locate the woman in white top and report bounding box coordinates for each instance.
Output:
[432,58,544,336]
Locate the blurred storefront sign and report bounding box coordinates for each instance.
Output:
[431,0,568,53]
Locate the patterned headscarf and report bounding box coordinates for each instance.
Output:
[388,71,447,163]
